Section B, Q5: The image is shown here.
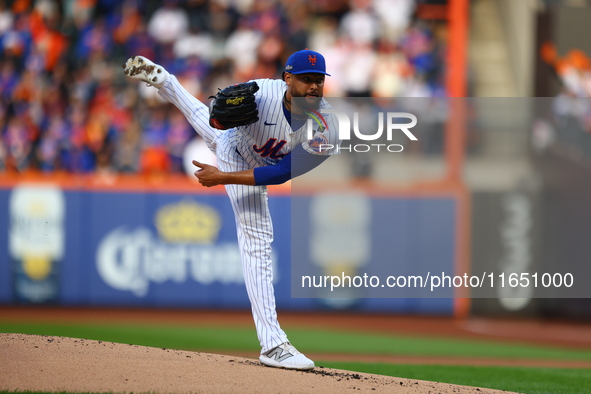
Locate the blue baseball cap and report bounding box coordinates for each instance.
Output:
[284,49,331,76]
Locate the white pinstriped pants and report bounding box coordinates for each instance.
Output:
[158,76,289,352]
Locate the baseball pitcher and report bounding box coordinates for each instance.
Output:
[123,50,338,370]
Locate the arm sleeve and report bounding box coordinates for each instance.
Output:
[253,144,329,186]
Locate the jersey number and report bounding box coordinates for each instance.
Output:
[253,138,287,159]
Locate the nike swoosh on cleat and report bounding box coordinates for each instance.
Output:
[264,121,277,126]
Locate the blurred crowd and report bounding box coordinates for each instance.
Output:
[531,42,591,156]
[0,0,448,175]
[540,43,591,128]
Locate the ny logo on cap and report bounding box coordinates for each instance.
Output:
[308,55,317,65]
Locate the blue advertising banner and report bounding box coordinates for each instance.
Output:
[291,194,456,311]
[0,183,455,314]
[82,191,288,308]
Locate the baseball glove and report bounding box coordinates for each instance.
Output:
[208,81,260,130]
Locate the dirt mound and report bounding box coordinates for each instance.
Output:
[0,333,512,393]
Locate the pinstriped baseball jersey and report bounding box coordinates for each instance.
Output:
[157,74,335,354]
[224,78,338,169]
[159,76,338,165]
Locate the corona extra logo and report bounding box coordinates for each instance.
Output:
[155,200,221,244]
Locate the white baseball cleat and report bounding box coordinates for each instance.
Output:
[122,55,169,88]
[259,342,315,370]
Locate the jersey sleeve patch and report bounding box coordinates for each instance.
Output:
[305,133,330,153]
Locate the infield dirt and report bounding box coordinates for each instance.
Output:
[0,333,515,394]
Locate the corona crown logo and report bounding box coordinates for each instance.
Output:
[155,200,221,244]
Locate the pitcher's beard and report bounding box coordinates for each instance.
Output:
[290,95,321,114]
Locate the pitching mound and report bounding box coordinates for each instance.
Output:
[0,333,511,393]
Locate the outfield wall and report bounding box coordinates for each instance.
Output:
[0,176,456,315]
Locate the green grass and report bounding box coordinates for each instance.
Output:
[2,321,591,362]
[0,322,260,352]
[3,321,591,394]
[288,328,591,361]
[317,362,591,394]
